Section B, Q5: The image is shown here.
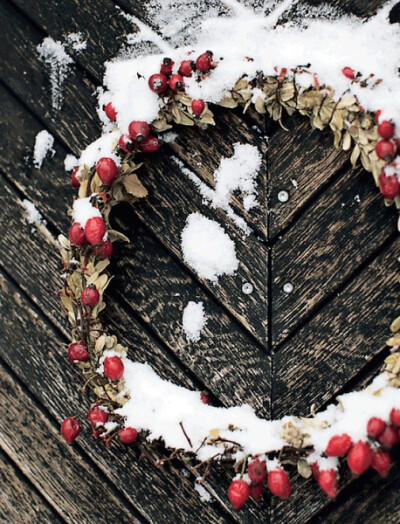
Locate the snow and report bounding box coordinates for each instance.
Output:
[37,37,74,111]
[181,213,239,282]
[194,482,212,503]
[22,199,43,224]
[75,131,121,177]
[64,154,78,171]
[72,197,102,227]
[33,130,55,169]
[66,32,87,52]
[182,301,207,342]
[112,360,400,465]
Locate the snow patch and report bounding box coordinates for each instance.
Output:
[181,213,238,282]
[72,197,102,228]
[22,199,43,224]
[182,301,207,342]
[33,130,55,169]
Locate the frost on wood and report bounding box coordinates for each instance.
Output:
[22,199,43,224]
[182,301,207,342]
[181,213,239,282]
[33,130,55,169]
[37,37,74,112]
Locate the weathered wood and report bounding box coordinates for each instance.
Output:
[267,114,349,240]
[273,233,400,419]
[0,448,63,524]
[0,0,269,346]
[0,156,269,522]
[0,362,142,523]
[271,163,397,346]
[0,84,271,416]
[0,267,242,524]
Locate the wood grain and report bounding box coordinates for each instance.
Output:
[0,448,63,524]
[0,362,141,524]
[271,163,397,346]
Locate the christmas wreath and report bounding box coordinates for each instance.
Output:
[57,46,400,511]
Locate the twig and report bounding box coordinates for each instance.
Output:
[179,421,193,448]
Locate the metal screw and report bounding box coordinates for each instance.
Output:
[283,282,294,294]
[278,190,289,203]
[242,282,253,295]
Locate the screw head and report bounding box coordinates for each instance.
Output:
[242,282,253,295]
[278,190,289,203]
[283,282,294,294]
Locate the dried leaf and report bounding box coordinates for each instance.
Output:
[297,459,312,479]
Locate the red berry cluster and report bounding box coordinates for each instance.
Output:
[228,459,290,510]
[147,51,215,117]
[374,116,400,200]
[68,213,112,262]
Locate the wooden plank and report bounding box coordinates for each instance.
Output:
[0,448,63,524]
[267,114,349,240]
[271,163,396,346]
[10,0,268,238]
[0,148,271,522]
[0,267,241,524]
[273,233,400,419]
[0,364,141,523]
[0,0,269,346]
[0,0,100,153]
[0,83,271,415]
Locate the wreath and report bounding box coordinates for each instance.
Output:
[57,49,400,511]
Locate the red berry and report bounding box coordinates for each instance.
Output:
[128,121,150,143]
[318,469,338,498]
[169,74,184,91]
[347,441,372,475]
[96,157,119,185]
[68,341,89,363]
[228,480,250,510]
[249,482,263,501]
[379,168,400,199]
[325,434,353,457]
[179,60,196,77]
[160,57,174,76]
[371,449,391,477]
[118,134,136,153]
[148,73,168,93]
[191,99,205,116]
[61,417,80,444]
[342,67,355,79]
[248,458,266,484]
[85,217,106,245]
[375,109,382,123]
[81,284,100,306]
[118,427,138,444]
[376,140,396,162]
[104,102,117,122]
[200,392,209,404]
[390,408,400,426]
[367,417,386,438]
[378,120,395,140]
[311,461,320,480]
[140,135,160,153]
[196,51,213,72]
[71,166,80,187]
[92,239,113,259]
[104,356,124,380]
[267,467,291,499]
[88,407,109,427]
[68,222,86,246]
[378,425,399,447]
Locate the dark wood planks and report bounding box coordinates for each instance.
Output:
[273,232,400,418]
[0,264,241,524]
[0,81,271,416]
[0,448,63,524]
[0,0,269,346]
[0,361,141,524]
[0,105,270,521]
[271,162,397,346]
